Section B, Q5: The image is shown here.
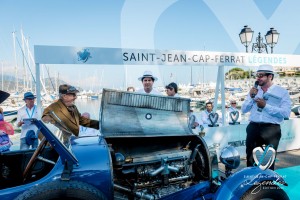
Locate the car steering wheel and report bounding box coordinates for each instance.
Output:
[23,137,47,182]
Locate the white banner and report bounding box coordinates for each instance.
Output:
[34,45,300,67]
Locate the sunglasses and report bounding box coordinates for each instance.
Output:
[231,102,236,104]
[256,73,269,78]
[67,86,77,93]
[25,98,35,100]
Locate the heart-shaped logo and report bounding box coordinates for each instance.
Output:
[229,111,239,123]
[208,112,219,126]
[252,145,275,170]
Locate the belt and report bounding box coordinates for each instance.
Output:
[250,122,279,127]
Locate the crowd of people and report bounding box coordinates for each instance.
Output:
[0,64,292,170]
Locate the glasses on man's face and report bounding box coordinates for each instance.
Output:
[25,98,34,101]
[256,73,268,78]
[231,102,236,104]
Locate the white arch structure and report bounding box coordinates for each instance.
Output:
[34,45,300,121]
[34,45,300,156]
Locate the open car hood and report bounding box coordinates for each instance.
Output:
[100,89,193,137]
[0,90,10,104]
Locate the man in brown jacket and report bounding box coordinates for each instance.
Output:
[42,84,99,145]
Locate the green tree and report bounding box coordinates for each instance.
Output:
[226,68,253,79]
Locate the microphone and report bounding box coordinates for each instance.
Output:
[251,81,259,98]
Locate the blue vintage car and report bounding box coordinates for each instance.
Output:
[0,89,289,199]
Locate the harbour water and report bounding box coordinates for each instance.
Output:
[74,98,101,119]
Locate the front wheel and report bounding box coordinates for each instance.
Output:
[241,182,289,200]
[14,180,107,200]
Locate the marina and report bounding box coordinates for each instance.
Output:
[1,1,300,199]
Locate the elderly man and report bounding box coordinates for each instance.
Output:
[42,84,99,145]
[136,71,161,95]
[242,64,291,170]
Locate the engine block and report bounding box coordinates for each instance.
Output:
[113,147,202,200]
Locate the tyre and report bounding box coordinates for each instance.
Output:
[241,182,289,200]
[14,180,107,200]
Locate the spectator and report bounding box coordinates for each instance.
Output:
[165,82,202,130]
[16,92,40,150]
[136,71,161,95]
[227,99,241,125]
[200,102,221,127]
[0,110,14,152]
[165,82,179,97]
[127,86,135,92]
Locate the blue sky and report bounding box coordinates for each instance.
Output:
[0,0,299,91]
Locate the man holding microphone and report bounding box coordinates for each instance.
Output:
[241,64,291,170]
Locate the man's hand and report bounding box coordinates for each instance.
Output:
[192,122,199,129]
[17,121,24,127]
[250,87,258,98]
[42,115,55,124]
[255,98,266,109]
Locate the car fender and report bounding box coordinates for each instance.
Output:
[214,167,287,200]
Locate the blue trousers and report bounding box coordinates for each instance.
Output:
[20,138,38,150]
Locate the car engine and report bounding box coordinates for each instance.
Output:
[109,137,209,200]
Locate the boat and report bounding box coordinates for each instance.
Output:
[2,105,19,123]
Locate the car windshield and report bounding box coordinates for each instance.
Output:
[23,118,78,165]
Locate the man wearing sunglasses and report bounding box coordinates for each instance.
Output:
[241,64,291,170]
[42,84,99,145]
[227,99,241,125]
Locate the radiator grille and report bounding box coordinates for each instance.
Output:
[105,91,188,112]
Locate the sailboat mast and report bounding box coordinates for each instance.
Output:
[25,37,32,91]
[21,28,27,91]
[190,66,193,85]
[12,31,18,92]
[1,61,3,91]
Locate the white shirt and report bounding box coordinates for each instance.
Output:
[79,126,100,136]
[16,105,40,138]
[241,84,291,124]
[226,107,241,123]
[200,110,222,127]
[136,88,162,95]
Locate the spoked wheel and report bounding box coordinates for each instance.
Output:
[23,137,48,182]
[14,180,107,200]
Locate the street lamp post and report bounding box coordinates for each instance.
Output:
[265,27,280,54]
[239,25,253,53]
[239,25,279,54]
